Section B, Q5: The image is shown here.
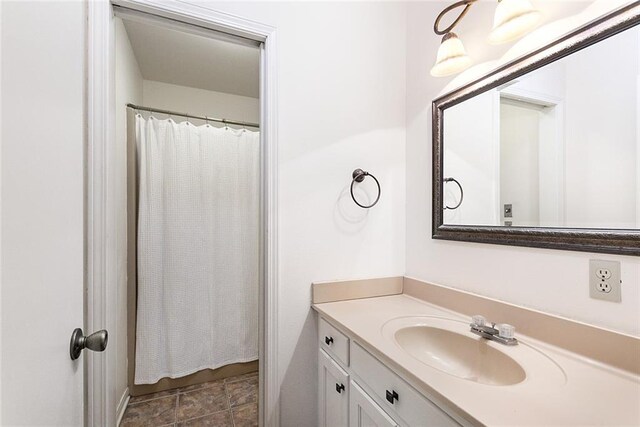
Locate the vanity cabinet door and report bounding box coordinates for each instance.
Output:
[319,349,350,427]
[350,380,398,427]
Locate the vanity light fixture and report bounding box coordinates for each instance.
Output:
[489,0,542,44]
[431,32,473,77]
[431,0,542,77]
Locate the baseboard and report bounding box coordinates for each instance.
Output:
[116,387,130,426]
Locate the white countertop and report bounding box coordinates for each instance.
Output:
[313,294,640,426]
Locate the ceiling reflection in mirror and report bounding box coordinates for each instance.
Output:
[443,24,639,230]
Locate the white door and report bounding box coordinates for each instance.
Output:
[1,1,88,424]
[349,381,398,427]
[319,350,350,427]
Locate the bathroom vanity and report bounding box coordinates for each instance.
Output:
[312,277,640,426]
[317,316,461,427]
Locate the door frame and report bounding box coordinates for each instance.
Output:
[86,1,279,425]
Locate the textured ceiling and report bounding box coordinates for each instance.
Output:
[123,19,260,98]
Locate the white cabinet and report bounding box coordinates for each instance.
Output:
[350,381,399,427]
[319,349,350,427]
[317,316,462,427]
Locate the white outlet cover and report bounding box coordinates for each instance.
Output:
[589,259,621,302]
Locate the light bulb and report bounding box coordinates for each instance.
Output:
[430,33,473,78]
[488,0,542,45]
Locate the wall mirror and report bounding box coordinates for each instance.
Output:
[433,3,640,255]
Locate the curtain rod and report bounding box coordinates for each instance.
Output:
[126,104,260,128]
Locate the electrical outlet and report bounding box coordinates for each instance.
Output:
[589,260,621,302]
[595,268,612,280]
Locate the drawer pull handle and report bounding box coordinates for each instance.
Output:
[386,389,399,404]
[335,383,345,394]
[325,336,334,345]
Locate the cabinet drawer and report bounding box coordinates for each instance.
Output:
[319,317,349,366]
[351,342,459,427]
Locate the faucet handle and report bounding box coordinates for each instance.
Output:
[471,315,486,327]
[497,323,515,339]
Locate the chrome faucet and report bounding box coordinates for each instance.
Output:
[470,315,518,346]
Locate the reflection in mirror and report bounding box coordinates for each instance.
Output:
[443,24,639,230]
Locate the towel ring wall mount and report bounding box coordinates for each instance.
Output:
[443,177,464,210]
[350,168,381,209]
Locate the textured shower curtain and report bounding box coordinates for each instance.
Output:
[134,115,259,385]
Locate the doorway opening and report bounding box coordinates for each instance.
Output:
[115,12,261,426]
[499,94,564,227]
[86,3,278,426]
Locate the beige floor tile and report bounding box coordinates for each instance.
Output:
[231,402,258,427]
[178,379,225,394]
[225,375,258,408]
[176,382,228,421]
[121,395,177,427]
[176,410,233,427]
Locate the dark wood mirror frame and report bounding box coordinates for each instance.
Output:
[432,2,640,256]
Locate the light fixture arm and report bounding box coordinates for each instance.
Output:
[434,0,478,35]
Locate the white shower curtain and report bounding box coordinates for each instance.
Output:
[134,115,259,385]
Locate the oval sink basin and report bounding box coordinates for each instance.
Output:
[394,326,526,386]
[382,316,566,388]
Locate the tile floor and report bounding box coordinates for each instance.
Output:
[121,371,258,427]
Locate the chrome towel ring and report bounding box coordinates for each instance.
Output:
[350,168,381,209]
[443,177,463,210]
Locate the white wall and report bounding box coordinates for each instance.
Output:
[1,2,85,424]
[142,80,259,125]
[563,28,638,228]
[200,3,407,426]
[407,0,640,342]
[443,91,498,225]
[114,16,143,412]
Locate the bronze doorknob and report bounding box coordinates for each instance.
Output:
[70,328,108,360]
